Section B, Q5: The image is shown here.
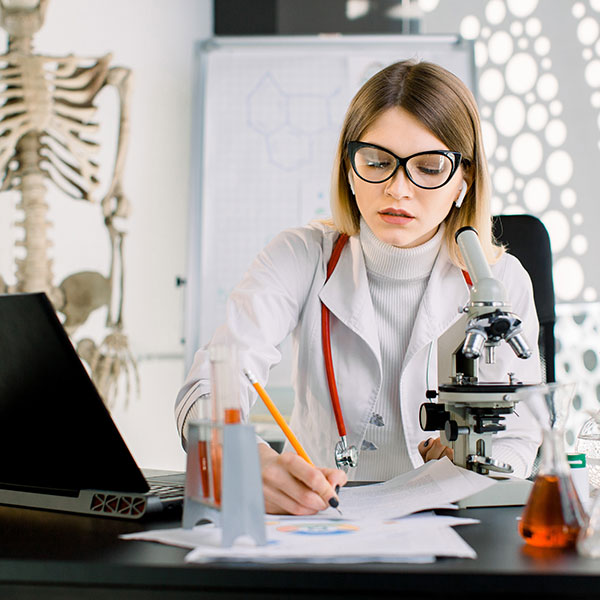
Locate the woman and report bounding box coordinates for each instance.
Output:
[176,60,542,515]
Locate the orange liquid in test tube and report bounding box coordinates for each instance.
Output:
[224,408,241,424]
[210,411,240,505]
[209,344,242,507]
[197,440,210,499]
[210,436,223,506]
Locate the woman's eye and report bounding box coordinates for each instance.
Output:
[418,165,443,175]
[366,160,391,169]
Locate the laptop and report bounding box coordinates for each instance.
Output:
[0,292,185,520]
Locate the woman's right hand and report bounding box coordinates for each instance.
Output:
[258,443,347,515]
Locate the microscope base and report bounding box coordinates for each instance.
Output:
[458,477,533,508]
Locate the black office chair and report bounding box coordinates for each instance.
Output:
[492,214,556,384]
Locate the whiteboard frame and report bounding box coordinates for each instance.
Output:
[184,34,476,370]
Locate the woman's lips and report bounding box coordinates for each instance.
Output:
[378,208,415,225]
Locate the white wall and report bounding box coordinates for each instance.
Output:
[0,0,212,471]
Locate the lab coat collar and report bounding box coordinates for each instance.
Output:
[318,232,469,372]
[318,233,382,366]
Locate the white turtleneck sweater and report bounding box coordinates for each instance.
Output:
[354,219,443,481]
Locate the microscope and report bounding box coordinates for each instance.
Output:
[419,226,536,507]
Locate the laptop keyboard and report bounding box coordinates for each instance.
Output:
[149,483,185,500]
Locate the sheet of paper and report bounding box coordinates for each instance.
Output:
[319,456,496,520]
[182,517,476,564]
[121,514,479,564]
[121,458,492,563]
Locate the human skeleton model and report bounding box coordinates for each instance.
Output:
[0,0,138,406]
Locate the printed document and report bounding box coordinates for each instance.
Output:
[122,458,494,563]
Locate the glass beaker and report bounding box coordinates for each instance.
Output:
[575,410,600,495]
[577,487,600,556]
[517,382,587,548]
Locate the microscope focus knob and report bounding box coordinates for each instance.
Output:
[445,420,459,442]
[419,403,450,432]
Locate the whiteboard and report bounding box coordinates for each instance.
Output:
[184,35,476,390]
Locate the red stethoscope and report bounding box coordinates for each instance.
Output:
[321,233,473,471]
[321,233,359,471]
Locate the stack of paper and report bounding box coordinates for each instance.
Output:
[121,457,496,563]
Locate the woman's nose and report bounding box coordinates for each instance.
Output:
[384,166,412,199]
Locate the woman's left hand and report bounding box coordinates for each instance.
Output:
[418,437,454,463]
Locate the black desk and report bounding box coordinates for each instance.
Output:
[1,504,600,599]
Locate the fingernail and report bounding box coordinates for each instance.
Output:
[335,485,340,494]
[328,496,339,509]
[424,438,431,448]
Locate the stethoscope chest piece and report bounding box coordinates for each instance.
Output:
[335,436,358,471]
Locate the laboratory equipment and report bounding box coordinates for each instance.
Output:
[567,453,590,506]
[517,383,586,548]
[419,226,535,507]
[575,410,600,494]
[182,344,266,547]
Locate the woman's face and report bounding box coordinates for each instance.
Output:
[349,107,465,248]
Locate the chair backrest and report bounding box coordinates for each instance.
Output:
[492,214,556,383]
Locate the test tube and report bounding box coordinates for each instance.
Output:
[209,344,242,424]
[196,395,211,500]
[209,344,242,506]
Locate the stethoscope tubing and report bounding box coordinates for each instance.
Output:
[321,233,350,438]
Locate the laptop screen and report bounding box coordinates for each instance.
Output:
[0,293,149,495]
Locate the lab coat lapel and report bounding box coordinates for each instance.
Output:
[403,244,469,370]
[318,234,381,366]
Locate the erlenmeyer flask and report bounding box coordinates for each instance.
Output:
[517,382,586,548]
[578,488,600,556]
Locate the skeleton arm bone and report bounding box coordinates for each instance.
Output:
[99,66,131,219]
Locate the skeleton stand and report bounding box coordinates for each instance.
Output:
[183,420,266,547]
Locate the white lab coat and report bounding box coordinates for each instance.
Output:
[176,221,542,480]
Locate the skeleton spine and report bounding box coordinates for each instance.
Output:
[14,131,54,297]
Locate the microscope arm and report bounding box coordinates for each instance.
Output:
[455,227,531,362]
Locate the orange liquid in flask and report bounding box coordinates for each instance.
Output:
[519,474,586,548]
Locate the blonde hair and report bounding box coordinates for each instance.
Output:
[330,60,503,267]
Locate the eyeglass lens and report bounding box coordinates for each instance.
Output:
[352,146,455,188]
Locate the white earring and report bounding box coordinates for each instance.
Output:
[348,174,355,195]
[455,180,467,208]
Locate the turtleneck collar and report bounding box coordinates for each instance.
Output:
[359,217,444,280]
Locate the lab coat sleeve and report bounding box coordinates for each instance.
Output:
[484,253,543,478]
[175,225,327,444]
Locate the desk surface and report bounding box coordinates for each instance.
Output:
[1,504,600,599]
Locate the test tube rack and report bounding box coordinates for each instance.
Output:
[182,419,266,547]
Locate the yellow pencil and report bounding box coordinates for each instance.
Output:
[243,368,313,465]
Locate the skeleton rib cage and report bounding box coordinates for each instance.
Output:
[0,52,110,200]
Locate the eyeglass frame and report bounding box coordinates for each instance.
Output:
[347,141,463,190]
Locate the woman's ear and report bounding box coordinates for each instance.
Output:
[455,180,468,208]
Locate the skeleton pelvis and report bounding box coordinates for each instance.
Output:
[58,271,110,332]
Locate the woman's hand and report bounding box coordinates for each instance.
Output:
[418,437,454,463]
[258,444,347,515]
